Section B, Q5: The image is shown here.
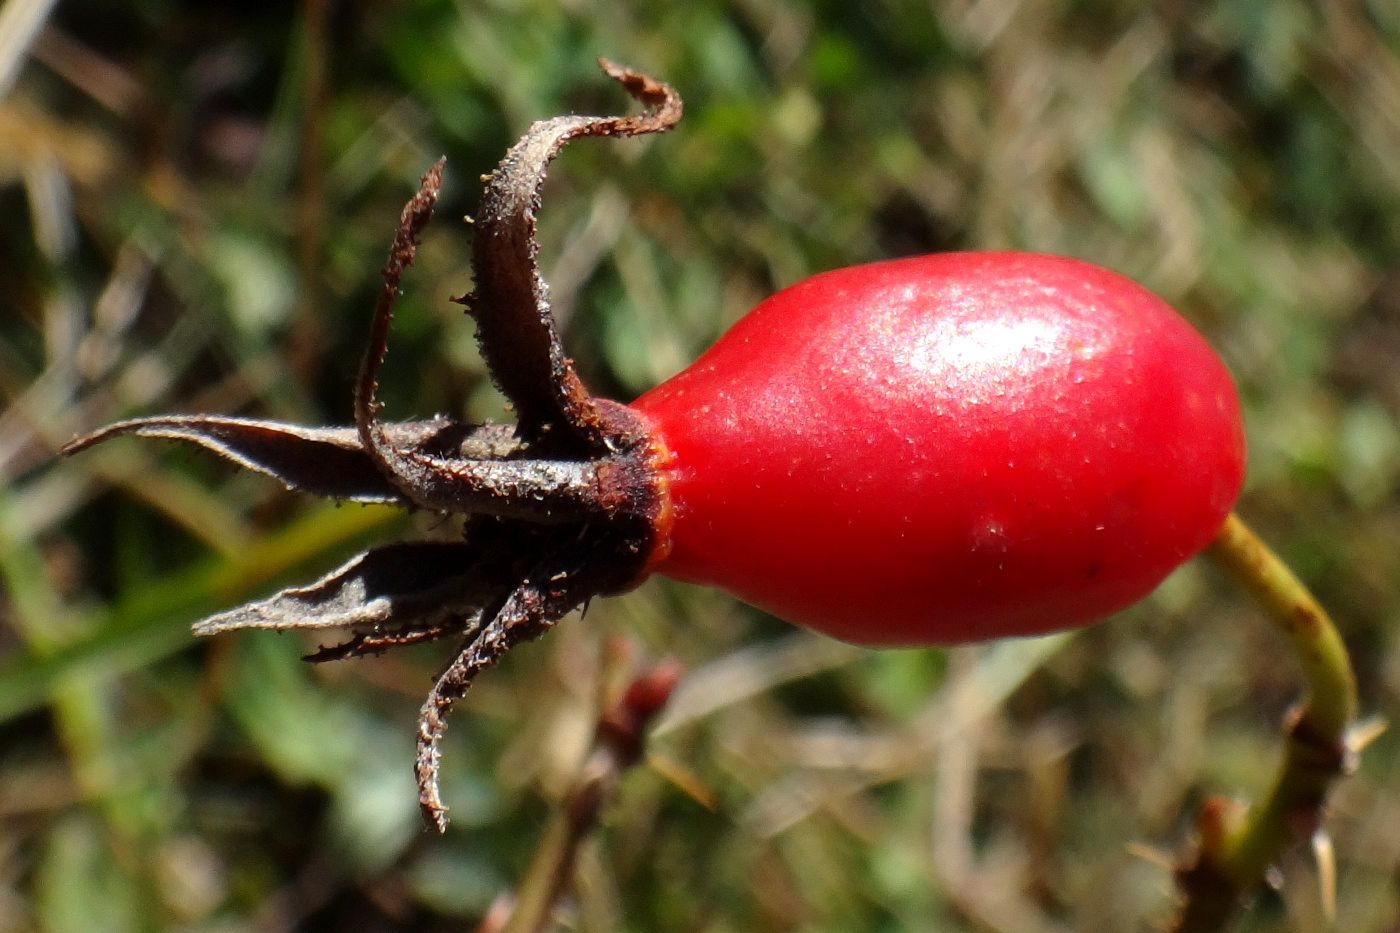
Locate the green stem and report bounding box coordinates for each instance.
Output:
[1173,512,1359,931]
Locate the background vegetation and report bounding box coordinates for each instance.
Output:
[3,1,1399,929]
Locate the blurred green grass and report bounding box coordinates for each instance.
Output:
[3,1,1399,930]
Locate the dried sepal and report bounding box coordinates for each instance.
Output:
[303,619,473,663]
[346,436,617,522]
[60,415,525,505]
[335,156,626,523]
[466,58,682,452]
[355,157,448,506]
[193,540,496,636]
[416,546,594,831]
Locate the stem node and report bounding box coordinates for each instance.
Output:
[1171,511,1359,932]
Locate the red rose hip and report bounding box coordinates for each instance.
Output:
[632,252,1246,644]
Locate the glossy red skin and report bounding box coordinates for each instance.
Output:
[629,252,1245,646]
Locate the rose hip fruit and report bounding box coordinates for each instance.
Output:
[634,251,1246,644]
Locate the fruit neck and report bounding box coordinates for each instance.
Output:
[584,399,676,592]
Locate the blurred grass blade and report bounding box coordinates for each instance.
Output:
[0,499,404,722]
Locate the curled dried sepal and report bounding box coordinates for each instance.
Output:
[417,546,594,831]
[466,58,682,453]
[347,158,628,525]
[355,157,448,506]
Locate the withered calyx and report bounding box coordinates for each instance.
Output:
[62,60,682,832]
